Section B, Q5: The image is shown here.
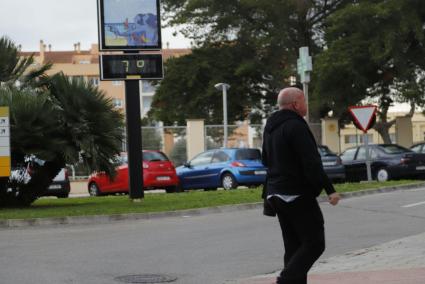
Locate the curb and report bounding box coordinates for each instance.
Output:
[1,182,424,229]
[0,203,262,229]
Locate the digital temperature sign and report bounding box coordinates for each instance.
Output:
[100,54,163,80]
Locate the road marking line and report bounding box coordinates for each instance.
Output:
[402,201,425,208]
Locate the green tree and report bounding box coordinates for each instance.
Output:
[148,43,266,124]
[154,0,352,124]
[313,0,425,142]
[0,75,124,207]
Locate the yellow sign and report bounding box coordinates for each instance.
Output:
[328,123,337,132]
[0,107,10,177]
[0,107,9,117]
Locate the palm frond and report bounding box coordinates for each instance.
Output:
[0,36,33,84]
[48,73,124,176]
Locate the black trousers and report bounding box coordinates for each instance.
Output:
[268,195,325,284]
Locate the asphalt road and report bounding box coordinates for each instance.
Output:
[1,186,425,284]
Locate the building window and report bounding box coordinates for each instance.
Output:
[112,81,122,86]
[72,76,84,81]
[142,81,156,93]
[112,98,123,108]
[344,134,373,144]
[344,135,357,144]
[359,134,373,143]
[89,77,99,86]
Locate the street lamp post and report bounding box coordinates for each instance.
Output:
[214,83,230,147]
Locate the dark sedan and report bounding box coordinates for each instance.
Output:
[340,144,425,182]
[411,142,425,154]
[318,145,346,181]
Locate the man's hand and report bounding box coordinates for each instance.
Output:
[328,192,340,206]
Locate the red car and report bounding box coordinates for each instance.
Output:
[87,150,179,196]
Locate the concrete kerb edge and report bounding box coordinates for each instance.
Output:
[1,182,424,228]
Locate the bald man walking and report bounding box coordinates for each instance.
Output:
[262,87,340,284]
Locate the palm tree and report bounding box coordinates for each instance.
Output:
[47,73,124,178]
[0,36,51,89]
[0,37,124,207]
[0,87,64,206]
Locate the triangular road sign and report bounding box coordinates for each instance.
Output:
[348,105,377,133]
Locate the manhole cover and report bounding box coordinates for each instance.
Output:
[115,274,177,284]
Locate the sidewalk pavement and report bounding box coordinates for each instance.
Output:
[238,231,425,284]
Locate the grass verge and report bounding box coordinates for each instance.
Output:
[0,180,422,220]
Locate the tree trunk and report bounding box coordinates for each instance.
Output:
[373,120,395,144]
[373,100,415,145]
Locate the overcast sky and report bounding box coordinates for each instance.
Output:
[0,0,191,51]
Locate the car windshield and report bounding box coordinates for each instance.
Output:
[318,146,334,156]
[143,151,168,162]
[379,145,411,154]
[235,149,261,160]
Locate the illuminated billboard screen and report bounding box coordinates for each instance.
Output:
[97,0,161,50]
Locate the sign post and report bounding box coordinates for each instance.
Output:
[97,0,163,200]
[348,105,377,182]
[297,47,313,123]
[0,107,10,178]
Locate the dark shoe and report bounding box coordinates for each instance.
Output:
[276,275,306,284]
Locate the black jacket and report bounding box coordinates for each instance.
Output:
[262,109,335,198]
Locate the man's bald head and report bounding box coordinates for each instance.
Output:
[277,88,304,108]
[277,87,307,117]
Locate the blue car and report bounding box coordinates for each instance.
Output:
[176,148,267,190]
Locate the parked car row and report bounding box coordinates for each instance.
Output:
[83,143,425,197]
[86,148,267,195]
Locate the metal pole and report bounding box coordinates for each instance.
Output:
[303,82,309,123]
[223,86,228,148]
[364,133,372,182]
[125,79,144,199]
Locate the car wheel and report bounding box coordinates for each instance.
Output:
[165,186,177,193]
[375,168,390,182]
[88,182,102,196]
[221,173,238,190]
[176,184,184,193]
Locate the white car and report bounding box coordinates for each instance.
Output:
[44,168,71,198]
